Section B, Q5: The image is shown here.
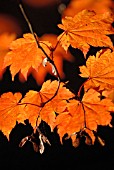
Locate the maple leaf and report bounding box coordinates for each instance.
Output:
[20,80,59,130]
[55,89,113,144]
[21,80,74,131]
[3,33,52,80]
[39,34,75,79]
[0,80,74,138]
[58,10,114,57]
[79,49,114,91]
[0,92,26,139]
[18,34,75,86]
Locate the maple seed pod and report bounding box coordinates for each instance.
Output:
[72,138,80,148]
[97,136,105,146]
[32,142,39,152]
[85,136,92,145]
[39,134,45,154]
[19,136,29,147]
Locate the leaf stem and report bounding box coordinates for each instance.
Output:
[53,31,66,51]
[78,78,90,97]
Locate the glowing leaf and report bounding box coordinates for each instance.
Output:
[21,80,74,130]
[19,34,75,85]
[3,33,52,80]
[55,112,71,143]
[20,80,59,129]
[55,89,113,144]
[39,103,56,131]
[58,10,114,57]
[79,49,114,91]
[0,92,26,139]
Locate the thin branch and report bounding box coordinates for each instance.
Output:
[17,0,62,128]
[53,31,66,51]
[77,78,90,97]
[18,1,56,63]
[18,0,61,80]
[18,2,34,35]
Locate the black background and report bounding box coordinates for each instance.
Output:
[0,0,114,169]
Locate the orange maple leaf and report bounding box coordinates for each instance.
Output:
[38,34,75,79]
[0,80,74,138]
[18,34,75,85]
[0,92,26,139]
[21,80,74,131]
[79,49,114,91]
[58,10,114,57]
[3,33,52,80]
[55,89,113,144]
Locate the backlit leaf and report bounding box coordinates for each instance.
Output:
[21,80,74,130]
[58,10,114,57]
[3,33,52,80]
[79,49,114,91]
[0,92,26,139]
[19,34,75,86]
[55,89,113,144]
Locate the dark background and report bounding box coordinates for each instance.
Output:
[0,0,114,169]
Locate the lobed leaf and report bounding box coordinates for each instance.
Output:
[3,33,52,80]
[55,89,113,144]
[79,49,114,91]
[0,92,26,139]
[21,80,75,131]
[58,10,114,57]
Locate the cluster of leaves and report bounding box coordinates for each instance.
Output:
[0,1,114,153]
